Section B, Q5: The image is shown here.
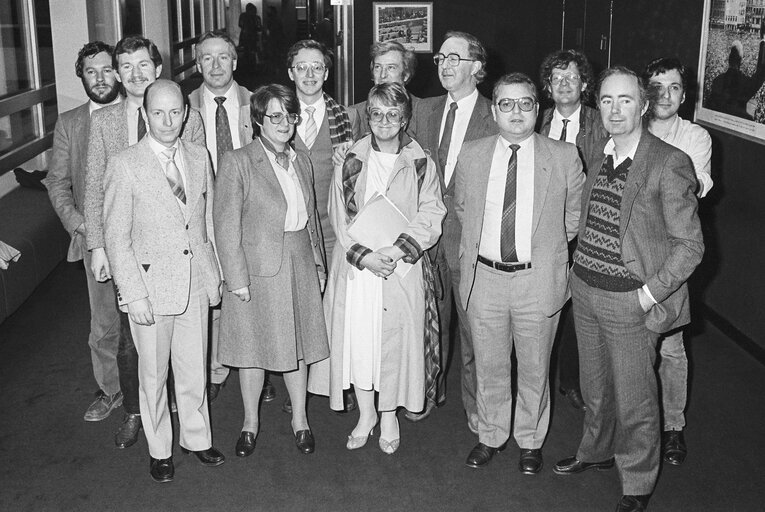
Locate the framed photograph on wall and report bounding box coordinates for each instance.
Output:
[695,0,765,144]
[373,2,433,53]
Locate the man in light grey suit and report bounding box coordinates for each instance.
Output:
[83,35,205,449]
[553,67,704,512]
[454,73,584,472]
[406,31,498,424]
[187,30,275,404]
[43,41,122,422]
[104,80,224,483]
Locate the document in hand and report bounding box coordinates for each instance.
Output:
[347,193,413,278]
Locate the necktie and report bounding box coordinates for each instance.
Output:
[214,96,234,168]
[137,108,146,141]
[260,136,290,170]
[438,102,458,173]
[303,106,317,149]
[559,118,570,142]
[162,147,186,204]
[500,144,520,262]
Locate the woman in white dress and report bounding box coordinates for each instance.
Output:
[322,82,445,454]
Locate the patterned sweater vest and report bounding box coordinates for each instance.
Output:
[573,155,643,291]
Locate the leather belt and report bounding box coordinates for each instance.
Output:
[478,255,532,273]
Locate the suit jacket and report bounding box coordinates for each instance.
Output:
[84,100,206,251]
[455,133,584,316]
[43,102,91,261]
[537,104,608,169]
[581,130,704,333]
[213,138,326,291]
[103,137,221,315]
[188,81,254,148]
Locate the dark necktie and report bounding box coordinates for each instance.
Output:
[438,102,458,172]
[214,96,234,167]
[162,147,186,204]
[137,108,146,141]
[559,118,570,142]
[500,144,520,262]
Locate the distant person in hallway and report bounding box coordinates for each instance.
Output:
[537,48,608,415]
[214,84,329,458]
[320,82,444,455]
[44,41,123,424]
[644,56,713,468]
[103,79,225,483]
[188,30,275,406]
[554,66,704,512]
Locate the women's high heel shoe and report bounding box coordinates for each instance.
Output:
[346,425,376,450]
[379,417,400,454]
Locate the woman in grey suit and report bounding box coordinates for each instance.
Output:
[214,84,329,457]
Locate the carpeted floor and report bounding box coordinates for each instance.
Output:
[1,261,763,511]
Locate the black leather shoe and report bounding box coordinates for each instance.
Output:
[662,429,687,466]
[208,382,222,403]
[236,431,257,457]
[282,397,292,414]
[553,456,615,474]
[294,429,315,454]
[559,386,587,410]
[465,442,504,468]
[615,495,650,511]
[262,379,276,403]
[150,457,174,483]
[519,448,543,474]
[182,447,226,467]
[115,413,142,449]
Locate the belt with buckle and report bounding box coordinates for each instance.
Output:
[478,255,532,273]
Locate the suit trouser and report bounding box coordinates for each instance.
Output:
[209,306,230,385]
[435,248,477,425]
[556,301,581,392]
[117,308,140,415]
[571,273,659,496]
[468,263,558,449]
[658,328,687,431]
[129,266,212,459]
[82,250,121,396]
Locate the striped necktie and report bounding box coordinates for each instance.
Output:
[214,96,234,167]
[303,106,317,149]
[438,102,458,172]
[559,118,570,142]
[162,147,186,204]
[500,144,520,262]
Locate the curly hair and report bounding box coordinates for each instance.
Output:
[539,49,595,103]
[75,41,115,78]
[113,35,162,69]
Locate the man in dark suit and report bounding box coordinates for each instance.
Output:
[43,41,122,422]
[537,49,608,412]
[454,73,584,472]
[406,31,498,426]
[553,67,704,512]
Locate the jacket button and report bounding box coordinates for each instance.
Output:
[185,225,189,230]
[183,249,189,255]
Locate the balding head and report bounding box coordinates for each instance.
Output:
[143,79,187,147]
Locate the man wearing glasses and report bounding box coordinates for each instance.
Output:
[286,39,357,413]
[537,49,607,414]
[454,72,584,471]
[405,31,498,426]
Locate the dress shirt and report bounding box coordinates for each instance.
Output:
[202,83,242,172]
[439,88,479,186]
[479,135,535,263]
[549,104,582,144]
[296,97,326,144]
[126,99,145,147]
[656,114,713,197]
[148,135,187,209]
[259,139,308,231]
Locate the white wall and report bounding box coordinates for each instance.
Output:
[50,0,91,114]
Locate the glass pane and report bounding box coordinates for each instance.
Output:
[43,97,57,133]
[88,0,119,46]
[0,107,37,158]
[170,0,178,42]
[0,0,33,99]
[123,0,143,36]
[182,0,192,39]
[35,0,55,86]
[194,0,202,34]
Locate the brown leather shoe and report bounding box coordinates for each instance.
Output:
[519,448,543,474]
[615,495,650,511]
[115,413,142,449]
[553,456,615,474]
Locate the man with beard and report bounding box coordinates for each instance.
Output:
[83,35,205,449]
[44,41,123,422]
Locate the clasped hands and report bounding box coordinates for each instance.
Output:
[360,246,404,279]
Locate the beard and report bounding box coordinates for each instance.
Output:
[84,81,121,104]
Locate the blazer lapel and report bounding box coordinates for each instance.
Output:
[116,101,131,149]
[294,153,315,214]
[427,96,448,190]
[179,142,202,220]
[248,140,287,209]
[464,95,492,141]
[138,139,186,224]
[531,134,552,237]
[467,136,498,250]
[619,131,650,242]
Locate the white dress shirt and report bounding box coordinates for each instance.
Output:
[657,114,713,197]
[296,97,326,143]
[439,88,479,186]
[259,139,308,231]
[148,136,187,210]
[549,105,582,144]
[479,135,535,263]
[202,83,242,172]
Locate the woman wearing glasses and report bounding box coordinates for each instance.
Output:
[214,84,328,457]
[320,82,445,454]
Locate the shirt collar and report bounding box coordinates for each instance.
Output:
[552,104,581,124]
[604,134,640,161]
[448,88,479,110]
[497,132,534,152]
[300,96,325,112]
[148,134,180,157]
[203,82,238,105]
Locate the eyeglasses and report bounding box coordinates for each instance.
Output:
[496,97,537,112]
[550,73,580,85]
[263,112,300,125]
[291,61,326,74]
[433,53,476,67]
[369,109,403,124]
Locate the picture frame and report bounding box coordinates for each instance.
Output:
[373,2,433,53]
[695,0,765,144]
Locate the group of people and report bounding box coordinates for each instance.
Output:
[44,25,710,512]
